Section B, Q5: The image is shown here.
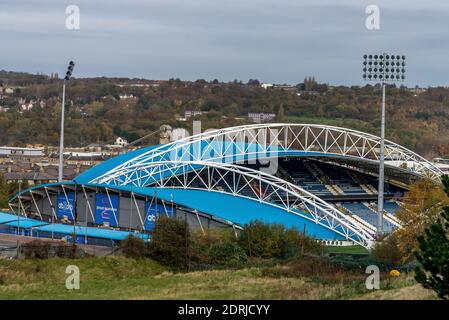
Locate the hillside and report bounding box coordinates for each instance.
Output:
[1,71,449,158]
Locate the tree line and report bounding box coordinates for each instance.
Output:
[1,72,449,158]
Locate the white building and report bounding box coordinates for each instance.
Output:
[4,87,14,95]
[21,102,34,111]
[248,112,276,124]
[0,146,44,157]
[119,94,136,100]
[260,83,273,89]
[185,110,205,119]
[115,137,128,146]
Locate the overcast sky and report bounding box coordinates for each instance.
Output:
[0,0,448,86]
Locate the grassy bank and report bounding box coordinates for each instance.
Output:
[0,256,436,300]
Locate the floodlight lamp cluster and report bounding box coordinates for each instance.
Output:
[362,54,405,82]
[64,61,75,80]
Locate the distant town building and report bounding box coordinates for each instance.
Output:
[0,146,44,158]
[119,94,136,100]
[408,87,427,95]
[4,87,14,95]
[20,100,35,111]
[248,112,276,124]
[260,83,274,89]
[433,158,449,174]
[185,110,204,119]
[115,137,128,146]
[3,171,57,185]
[273,84,298,93]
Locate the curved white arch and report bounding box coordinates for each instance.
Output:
[111,160,375,248]
[91,123,443,185]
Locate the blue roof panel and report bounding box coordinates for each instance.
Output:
[35,223,149,241]
[0,211,17,224]
[5,218,48,228]
[75,144,165,184]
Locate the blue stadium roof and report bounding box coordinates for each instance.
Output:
[0,211,17,224]
[75,144,164,184]
[0,211,149,241]
[5,218,48,228]
[35,224,149,241]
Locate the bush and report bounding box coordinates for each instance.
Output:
[372,234,403,266]
[282,228,322,259]
[120,235,147,259]
[238,221,283,258]
[54,243,78,258]
[209,241,248,267]
[148,216,190,270]
[262,257,365,285]
[238,220,321,259]
[189,229,218,265]
[20,240,51,259]
[19,240,81,259]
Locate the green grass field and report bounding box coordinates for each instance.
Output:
[322,245,369,255]
[0,256,436,300]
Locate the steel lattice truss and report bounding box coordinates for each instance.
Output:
[91,124,443,185]
[86,124,443,248]
[128,160,376,247]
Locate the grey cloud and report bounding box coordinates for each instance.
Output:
[0,0,448,86]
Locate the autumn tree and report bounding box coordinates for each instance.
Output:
[414,175,449,300]
[395,178,449,260]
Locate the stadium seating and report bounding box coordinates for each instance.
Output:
[279,159,333,196]
[278,159,405,201]
[174,160,403,235]
[315,162,368,194]
[383,201,400,216]
[341,202,397,233]
[341,202,377,226]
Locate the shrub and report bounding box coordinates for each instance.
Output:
[148,216,190,270]
[262,257,365,285]
[189,229,218,265]
[189,228,244,268]
[238,220,283,258]
[282,228,321,258]
[20,240,51,259]
[209,241,248,267]
[120,235,147,259]
[372,234,403,266]
[54,242,78,258]
[238,220,321,259]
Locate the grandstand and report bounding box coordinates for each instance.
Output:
[5,123,444,249]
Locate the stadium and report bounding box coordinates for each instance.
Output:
[3,123,444,249]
